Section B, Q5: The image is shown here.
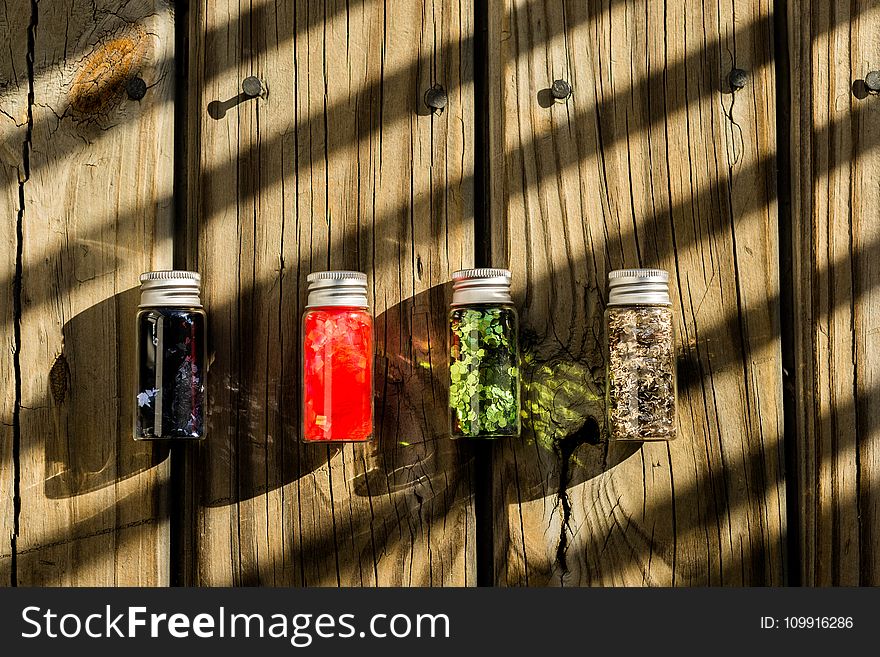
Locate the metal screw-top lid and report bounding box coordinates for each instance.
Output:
[139,270,202,308]
[451,268,513,306]
[306,271,369,308]
[607,268,671,306]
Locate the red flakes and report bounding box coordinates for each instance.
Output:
[302,307,373,442]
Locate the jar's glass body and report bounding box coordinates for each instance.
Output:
[605,303,676,441]
[302,306,373,442]
[135,306,207,440]
[449,304,520,439]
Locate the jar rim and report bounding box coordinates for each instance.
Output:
[306,270,369,308]
[452,267,511,281]
[307,270,367,284]
[607,268,670,305]
[139,270,202,307]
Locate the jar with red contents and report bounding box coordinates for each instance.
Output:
[301,271,373,442]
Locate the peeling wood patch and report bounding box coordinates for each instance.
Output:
[68,27,147,117]
[48,353,69,405]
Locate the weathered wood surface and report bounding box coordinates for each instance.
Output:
[183,0,475,585]
[4,0,877,589]
[490,0,786,585]
[790,1,880,585]
[0,0,174,585]
[0,0,22,587]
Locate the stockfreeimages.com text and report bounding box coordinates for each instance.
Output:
[21,605,451,646]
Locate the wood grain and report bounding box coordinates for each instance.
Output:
[490,0,786,585]
[790,1,880,585]
[0,0,26,587]
[3,0,870,589]
[184,0,475,585]
[0,0,174,585]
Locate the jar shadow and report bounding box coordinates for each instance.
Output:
[195,436,341,508]
[196,278,340,508]
[503,335,641,503]
[45,287,168,499]
[43,284,646,504]
[353,282,471,499]
[352,284,641,503]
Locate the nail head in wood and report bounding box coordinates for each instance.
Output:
[728,68,748,91]
[126,77,147,101]
[242,76,265,98]
[425,86,448,112]
[865,71,880,92]
[551,79,572,100]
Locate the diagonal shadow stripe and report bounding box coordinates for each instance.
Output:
[4,100,876,338]
[2,1,864,188]
[3,0,877,586]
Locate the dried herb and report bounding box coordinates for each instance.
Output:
[449,306,520,438]
[606,305,676,440]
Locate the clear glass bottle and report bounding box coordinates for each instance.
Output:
[605,268,676,441]
[135,271,207,440]
[302,271,373,442]
[449,268,520,439]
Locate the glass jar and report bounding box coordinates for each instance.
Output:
[135,270,207,440]
[449,268,520,439]
[605,268,676,441]
[302,271,373,442]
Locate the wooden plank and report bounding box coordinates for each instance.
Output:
[490,0,785,585]
[0,0,27,586]
[790,1,880,585]
[0,0,174,585]
[185,0,475,585]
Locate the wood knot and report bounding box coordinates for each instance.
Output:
[69,27,148,116]
[49,353,71,405]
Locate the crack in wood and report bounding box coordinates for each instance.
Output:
[10,0,39,589]
[553,417,600,580]
[0,516,158,558]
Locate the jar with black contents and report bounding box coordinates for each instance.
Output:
[448,268,520,439]
[605,268,676,441]
[134,271,207,440]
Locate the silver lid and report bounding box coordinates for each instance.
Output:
[307,270,369,308]
[451,268,513,306]
[139,270,202,308]
[607,268,671,306]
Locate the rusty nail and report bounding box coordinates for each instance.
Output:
[126,77,147,101]
[865,71,880,92]
[728,68,748,91]
[424,86,448,113]
[242,76,265,98]
[551,79,572,100]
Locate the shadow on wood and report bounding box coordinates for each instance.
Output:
[362,283,638,504]
[44,288,168,499]
[194,272,338,508]
[207,93,255,120]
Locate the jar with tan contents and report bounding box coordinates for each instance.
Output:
[605,269,676,441]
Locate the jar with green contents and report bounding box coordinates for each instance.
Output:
[448,268,520,439]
